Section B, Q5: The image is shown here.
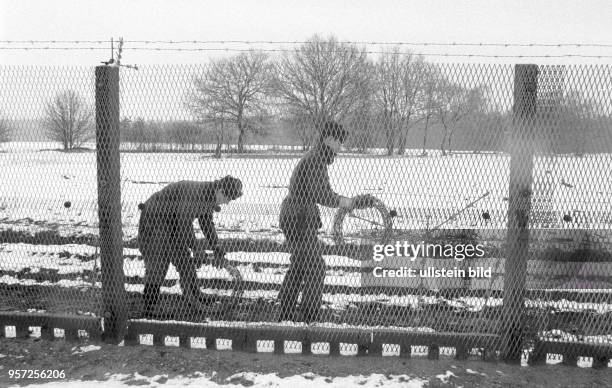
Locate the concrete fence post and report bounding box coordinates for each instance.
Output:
[502,64,538,362]
[95,65,126,343]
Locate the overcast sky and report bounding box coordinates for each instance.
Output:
[2,0,612,65]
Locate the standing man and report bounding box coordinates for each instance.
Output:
[278,121,374,323]
[138,176,243,318]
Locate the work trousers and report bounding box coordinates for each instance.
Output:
[278,227,325,323]
[139,212,200,314]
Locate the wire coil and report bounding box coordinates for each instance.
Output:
[332,196,394,245]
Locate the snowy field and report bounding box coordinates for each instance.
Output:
[2,142,612,239]
[1,143,611,347]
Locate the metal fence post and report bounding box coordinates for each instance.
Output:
[95,65,127,343]
[502,64,538,362]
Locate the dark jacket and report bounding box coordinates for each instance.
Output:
[139,181,219,251]
[279,143,341,234]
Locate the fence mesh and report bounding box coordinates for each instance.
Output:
[0,60,611,363]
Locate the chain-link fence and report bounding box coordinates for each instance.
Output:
[0,59,611,365]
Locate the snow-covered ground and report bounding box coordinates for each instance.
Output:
[5,372,427,388]
[1,144,611,352]
[2,242,612,316]
[2,144,612,239]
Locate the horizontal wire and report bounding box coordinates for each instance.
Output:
[0,46,108,51]
[2,40,612,48]
[2,46,612,59]
[0,40,111,44]
[124,47,612,58]
[120,40,612,48]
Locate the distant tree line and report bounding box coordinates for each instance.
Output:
[119,118,242,155]
[21,34,611,155]
[184,35,611,156]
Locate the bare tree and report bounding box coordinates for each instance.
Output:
[189,51,273,153]
[131,118,148,151]
[273,35,370,137]
[375,49,427,155]
[206,113,229,158]
[0,114,11,144]
[167,121,202,151]
[346,61,376,153]
[419,67,442,156]
[375,49,403,155]
[436,84,486,155]
[395,56,427,155]
[119,117,132,144]
[552,90,595,155]
[282,111,316,152]
[43,90,93,150]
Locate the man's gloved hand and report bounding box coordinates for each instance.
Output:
[353,194,377,209]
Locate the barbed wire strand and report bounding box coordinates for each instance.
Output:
[1,46,612,59]
[124,40,612,49]
[0,40,111,44]
[2,40,612,48]
[0,47,108,51]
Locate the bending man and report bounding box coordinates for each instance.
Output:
[138,176,243,318]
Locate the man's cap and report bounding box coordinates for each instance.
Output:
[216,175,243,200]
[320,121,347,143]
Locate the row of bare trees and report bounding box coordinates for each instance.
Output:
[11,34,603,154]
[186,36,491,156]
[120,118,218,153]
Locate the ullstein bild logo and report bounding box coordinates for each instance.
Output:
[371,266,492,278]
